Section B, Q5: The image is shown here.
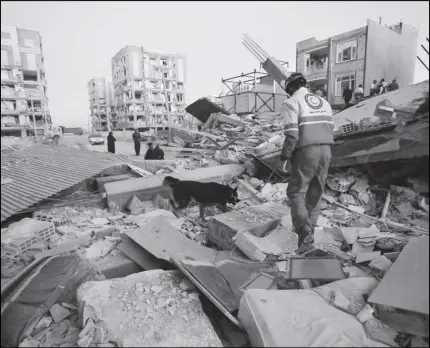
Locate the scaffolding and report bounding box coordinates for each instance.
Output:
[220,61,289,115]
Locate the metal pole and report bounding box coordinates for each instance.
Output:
[421,44,429,56]
[161,68,172,143]
[417,56,429,71]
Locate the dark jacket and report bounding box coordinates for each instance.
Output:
[387,82,399,92]
[107,134,116,153]
[153,147,164,160]
[144,148,155,159]
[132,132,141,143]
[343,88,353,102]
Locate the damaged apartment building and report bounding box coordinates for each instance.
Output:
[296,18,419,108]
[88,78,116,132]
[111,46,186,129]
[1,24,51,138]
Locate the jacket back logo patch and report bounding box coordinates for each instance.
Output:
[305,94,323,110]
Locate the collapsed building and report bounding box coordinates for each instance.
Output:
[1,33,429,348]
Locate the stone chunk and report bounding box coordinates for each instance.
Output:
[369,255,392,272]
[49,304,71,323]
[77,270,222,347]
[91,218,110,226]
[179,278,195,291]
[208,202,287,250]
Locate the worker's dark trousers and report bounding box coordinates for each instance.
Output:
[134,142,141,156]
[287,145,332,245]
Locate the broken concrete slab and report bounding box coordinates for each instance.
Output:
[118,234,164,271]
[208,202,286,250]
[81,239,117,261]
[76,270,222,347]
[368,255,393,272]
[104,164,244,211]
[93,250,143,279]
[126,218,217,263]
[233,226,298,261]
[96,174,134,191]
[368,236,429,315]
[238,287,387,347]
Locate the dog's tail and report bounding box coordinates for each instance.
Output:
[162,176,180,188]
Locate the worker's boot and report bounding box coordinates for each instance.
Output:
[296,224,314,255]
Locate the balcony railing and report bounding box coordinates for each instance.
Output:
[306,62,328,75]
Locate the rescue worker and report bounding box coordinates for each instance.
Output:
[278,73,334,254]
[132,129,142,156]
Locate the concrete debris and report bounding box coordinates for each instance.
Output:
[234,225,298,261]
[208,202,286,250]
[50,303,72,323]
[81,239,117,260]
[76,270,222,347]
[4,82,430,348]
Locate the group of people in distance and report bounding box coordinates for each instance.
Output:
[312,78,400,106]
[105,129,164,160]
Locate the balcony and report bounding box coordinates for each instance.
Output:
[1,86,18,99]
[306,61,328,75]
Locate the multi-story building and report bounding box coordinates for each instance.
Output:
[111,46,186,129]
[1,24,51,137]
[296,19,418,107]
[88,77,116,132]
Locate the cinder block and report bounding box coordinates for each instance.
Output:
[104,164,244,211]
[96,174,134,191]
[208,202,287,250]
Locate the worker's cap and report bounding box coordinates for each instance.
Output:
[280,73,307,90]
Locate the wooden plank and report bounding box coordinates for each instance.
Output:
[381,191,391,219]
[368,236,429,315]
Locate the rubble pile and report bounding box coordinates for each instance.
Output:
[19,302,82,348]
[76,270,222,347]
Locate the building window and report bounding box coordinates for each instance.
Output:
[335,74,355,96]
[1,50,9,65]
[336,39,357,63]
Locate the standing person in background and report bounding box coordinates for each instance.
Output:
[378,79,387,94]
[343,87,353,105]
[315,89,323,97]
[323,85,328,99]
[107,132,116,154]
[278,73,334,254]
[387,79,399,92]
[370,80,378,96]
[132,129,142,156]
[354,84,364,101]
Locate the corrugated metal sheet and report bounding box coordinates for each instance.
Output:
[1,144,131,222]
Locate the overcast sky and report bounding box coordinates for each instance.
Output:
[2,1,429,128]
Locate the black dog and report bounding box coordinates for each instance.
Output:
[162,176,240,222]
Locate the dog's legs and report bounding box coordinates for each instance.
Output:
[219,203,228,212]
[169,199,178,210]
[199,204,208,223]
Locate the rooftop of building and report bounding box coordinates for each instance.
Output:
[297,18,417,52]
